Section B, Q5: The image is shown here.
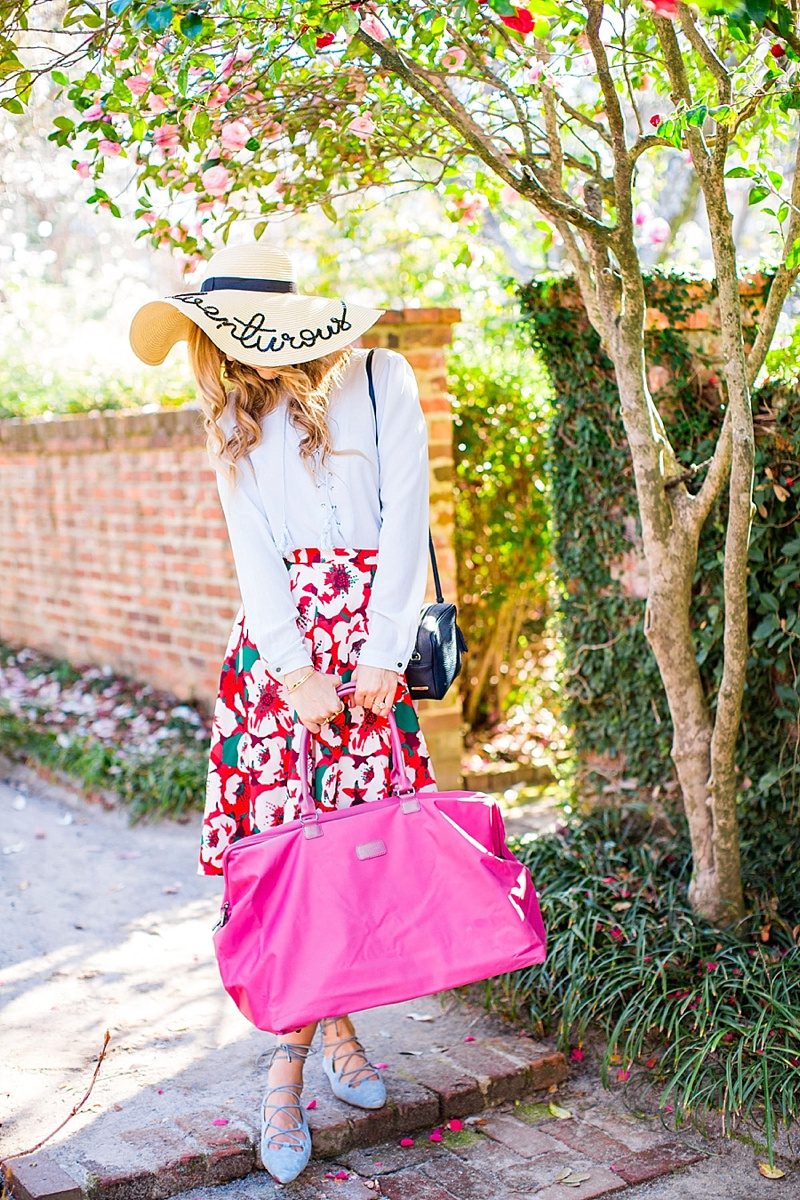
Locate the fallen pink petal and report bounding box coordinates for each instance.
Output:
[374,1061,389,1069]
[212,1118,229,1125]
[463,1035,476,1042]
[305,1097,318,1108]
[447,1118,464,1131]
[399,1136,415,1146]
[335,1169,349,1179]
[429,1129,443,1141]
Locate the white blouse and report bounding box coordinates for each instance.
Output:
[210,346,430,679]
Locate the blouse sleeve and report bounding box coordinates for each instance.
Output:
[356,349,430,673]
[212,447,314,679]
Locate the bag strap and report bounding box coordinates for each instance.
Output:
[365,348,444,605]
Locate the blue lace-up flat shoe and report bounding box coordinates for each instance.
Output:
[259,1040,314,1183]
[320,1017,387,1109]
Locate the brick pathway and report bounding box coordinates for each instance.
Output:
[90,1084,714,1200]
[4,763,792,1200]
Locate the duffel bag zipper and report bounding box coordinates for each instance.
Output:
[212,900,231,931]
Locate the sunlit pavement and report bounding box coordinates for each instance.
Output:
[5,760,784,1200]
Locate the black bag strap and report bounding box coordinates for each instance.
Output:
[366,348,444,605]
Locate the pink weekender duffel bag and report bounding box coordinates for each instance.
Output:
[212,682,547,1034]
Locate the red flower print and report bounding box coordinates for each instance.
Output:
[199,555,437,876]
[253,678,289,725]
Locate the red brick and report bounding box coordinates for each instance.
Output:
[609,1141,707,1185]
[537,1116,630,1161]
[380,1169,458,1200]
[481,1112,567,1158]
[5,1156,82,1200]
[535,1165,628,1199]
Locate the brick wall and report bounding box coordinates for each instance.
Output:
[0,307,465,787]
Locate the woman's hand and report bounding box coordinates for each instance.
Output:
[351,663,401,716]
[283,666,344,735]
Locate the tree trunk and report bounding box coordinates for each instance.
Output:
[602,299,746,924]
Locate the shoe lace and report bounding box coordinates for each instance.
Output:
[320,1018,380,1087]
[262,1040,313,1151]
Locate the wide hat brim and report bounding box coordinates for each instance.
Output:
[129,290,388,369]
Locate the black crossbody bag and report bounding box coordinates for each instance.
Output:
[365,348,468,701]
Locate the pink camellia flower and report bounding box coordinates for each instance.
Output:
[126,74,150,96]
[208,83,231,108]
[399,1137,415,1147]
[196,199,218,212]
[153,123,181,150]
[643,0,678,16]
[440,47,466,72]
[201,164,232,196]
[635,199,653,223]
[610,925,625,940]
[141,210,157,225]
[429,1129,443,1142]
[220,52,236,78]
[83,103,105,121]
[235,46,254,64]
[221,120,251,152]
[447,1119,463,1131]
[770,42,785,58]
[348,112,376,138]
[98,138,122,155]
[528,59,546,83]
[360,14,387,40]
[108,34,125,55]
[74,161,91,178]
[181,181,196,194]
[650,113,662,128]
[646,216,671,245]
[147,94,168,114]
[569,1046,585,1061]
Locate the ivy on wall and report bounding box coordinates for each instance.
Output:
[519,273,799,904]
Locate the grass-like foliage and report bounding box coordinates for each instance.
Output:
[485,804,800,1163]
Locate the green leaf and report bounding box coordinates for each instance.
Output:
[320,200,338,222]
[725,166,752,177]
[254,220,267,240]
[748,185,769,205]
[686,104,708,127]
[145,5,174,34]
[1,96,24,113]
[785,237,800,270]
[744,0,769,22]
[52,68,70,85]
[180,11,203,39]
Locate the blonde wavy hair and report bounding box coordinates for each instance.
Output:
[188,322,356,490]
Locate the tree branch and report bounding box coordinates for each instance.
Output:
[746,129,800,385]
[356,25,613,239]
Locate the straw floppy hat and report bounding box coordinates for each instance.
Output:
[129,242,388,369]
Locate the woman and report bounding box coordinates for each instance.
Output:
[129,240,438,1184]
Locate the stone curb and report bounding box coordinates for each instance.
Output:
[5,1037,567,1200]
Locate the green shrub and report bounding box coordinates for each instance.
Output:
[482,804,800,1163]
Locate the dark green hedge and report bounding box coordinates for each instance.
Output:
[517,273,799,913]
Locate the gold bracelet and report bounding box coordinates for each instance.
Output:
[286,668,315,693]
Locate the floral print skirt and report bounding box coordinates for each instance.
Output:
[199,546,438,876]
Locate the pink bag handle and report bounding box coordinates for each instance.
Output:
[296,681,415,818]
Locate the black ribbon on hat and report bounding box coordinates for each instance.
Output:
[200,276,298,294]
